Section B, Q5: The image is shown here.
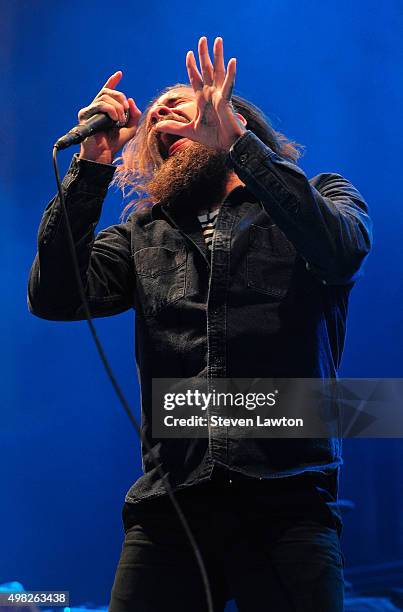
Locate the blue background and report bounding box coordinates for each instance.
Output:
[1,0,402,606]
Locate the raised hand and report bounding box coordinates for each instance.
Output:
[154,37,247,152]
[78,71,141,164]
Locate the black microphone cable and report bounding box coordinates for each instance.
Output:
[51,142,214,612]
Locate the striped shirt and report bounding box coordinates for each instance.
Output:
[197,207,220,252]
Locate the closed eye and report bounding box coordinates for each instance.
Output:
[165,97,188,107]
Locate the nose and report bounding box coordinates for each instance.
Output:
[149,105,172,125]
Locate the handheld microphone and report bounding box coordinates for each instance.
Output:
[54,110,130,150]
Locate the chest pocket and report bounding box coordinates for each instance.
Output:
[247,223,296,298]
[134,246,187,316]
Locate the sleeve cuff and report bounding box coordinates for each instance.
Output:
[61,153,117,194]
[228,130,280,168]
[227,130,300,212]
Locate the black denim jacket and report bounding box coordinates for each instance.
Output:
[28,130,372,505]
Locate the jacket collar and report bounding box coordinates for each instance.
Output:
[150,184,258,223]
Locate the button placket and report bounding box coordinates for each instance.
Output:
[206,203,236,466]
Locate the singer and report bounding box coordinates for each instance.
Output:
[28,36,372,611]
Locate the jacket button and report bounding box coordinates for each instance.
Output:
[239,153,248,164]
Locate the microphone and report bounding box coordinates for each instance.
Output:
[54,110,130,150]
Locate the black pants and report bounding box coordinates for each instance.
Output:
[109,470,345,611]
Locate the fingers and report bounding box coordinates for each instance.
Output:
[81,94,125,123]
[78,101,119,123]
[126,98,142,129]
[221,58,236,101]
[84,71,132,125]
[213,37,225,87]
[191,36,234,95]
[93,85,129,121]
[97,92,128,123]
[153,119,192,139]
[198,36,214,85]
[186,51,203,93]
[78,69,141,136]
[100,70,123,92]
[95,87,129,109]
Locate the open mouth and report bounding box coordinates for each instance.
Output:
[157,133,190,159]
[167,138,190,156]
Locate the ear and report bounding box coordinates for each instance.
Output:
[235,112,247,127]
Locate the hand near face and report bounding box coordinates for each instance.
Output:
[78,71,142,164]
[154,37,247,152]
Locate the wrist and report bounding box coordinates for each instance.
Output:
[79,147,114,165]
[223,126,247,152]
[70,153,117,186]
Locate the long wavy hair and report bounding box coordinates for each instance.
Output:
[112,83,303,220]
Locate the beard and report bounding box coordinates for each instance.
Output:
[145,140,230,216]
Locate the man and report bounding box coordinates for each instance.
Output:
[28,36,372,611]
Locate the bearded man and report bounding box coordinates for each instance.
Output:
[28,36,372,611]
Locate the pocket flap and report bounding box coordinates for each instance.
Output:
[134,246,186,277]
[249,223,294,256]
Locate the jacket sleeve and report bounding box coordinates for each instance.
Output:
[229,130,373,285]
[27,154,135,321]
